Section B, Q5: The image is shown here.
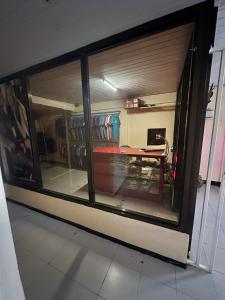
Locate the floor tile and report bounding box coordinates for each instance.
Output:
[176,291,197,300]
[213,271,225,300]
[43,167,88,195]
[7,202,31,220]
[25,263,64,300]
[41,216,60,232]
[26,212,49,229]
[72,230,118,259]
[113,245,144,273]
[141,255,176,288]
[69,249,112,293]
[14,239,32,265]
[10,219,37,242]
[49,239,83,273]
[32,231,67,263]
[137,276,176,300]
[99,261,140,300]
[176,266,218,300]
[54,281,97,300]
[17,252,48,289]
[53,220,78,240]
[21,227,48,253]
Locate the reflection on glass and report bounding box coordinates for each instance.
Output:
[0,79,35,184]
[29,61,89,199]
[190,51,222,265]
[89,23,194,223]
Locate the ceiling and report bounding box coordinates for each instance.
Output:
[0,0,204,78]
[30,23,193,106]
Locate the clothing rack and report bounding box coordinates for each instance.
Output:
[69,112,121,142]
[67,112,121,170]
[91,111,120,116]
[70,111,120,117]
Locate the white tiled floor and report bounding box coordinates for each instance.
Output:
[7,200,225,300]
[41,165,89,199]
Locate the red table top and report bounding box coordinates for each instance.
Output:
[93,147,165,158]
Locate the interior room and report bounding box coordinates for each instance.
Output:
[29,23,193,223]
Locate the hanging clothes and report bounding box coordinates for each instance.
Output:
[105,114,111,141]
[70,113,120,142]
[68,112,120,170]
[111,114,121,140]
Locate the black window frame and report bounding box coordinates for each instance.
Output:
[0,0,217,236]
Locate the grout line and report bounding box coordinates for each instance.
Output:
[49,170,73,180]
[136,251,146,300]
[96,246,119,297]
[213,269,225,276]
[136,264,143,300]
[73,278,99,298]
[176,290,200,300]
[175,288,178,300]
[175,265,177,290]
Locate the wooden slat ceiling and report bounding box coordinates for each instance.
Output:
[29,23,193,105]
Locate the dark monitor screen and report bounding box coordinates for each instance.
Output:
[147,128,166,145]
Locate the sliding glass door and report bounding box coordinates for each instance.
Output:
[88,23,194,223]
[28,60,89,200]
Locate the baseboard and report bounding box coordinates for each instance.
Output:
[7,197,186,269]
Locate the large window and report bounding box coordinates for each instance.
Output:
[1,23,195,224]
[89,24,193,223]
[29,61,89,200]
[0,1,217,238]
[26,24,195,223]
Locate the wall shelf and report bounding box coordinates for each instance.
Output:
[125,104,175,113]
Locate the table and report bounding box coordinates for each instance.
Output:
[93,147,166,194]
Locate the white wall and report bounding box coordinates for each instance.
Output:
[127,94,175,153]
[0,169,25,300]
[0,0,204,78]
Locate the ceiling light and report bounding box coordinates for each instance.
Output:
[103,79,117,91]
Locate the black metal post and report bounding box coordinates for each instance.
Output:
[80,55,95,204]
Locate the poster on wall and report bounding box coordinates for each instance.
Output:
[0,79,36,186]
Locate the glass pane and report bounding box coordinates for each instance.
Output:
[29,61,89,200]
[190,51,222,266]
[89,24,193,222]
[0,79,36,186]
